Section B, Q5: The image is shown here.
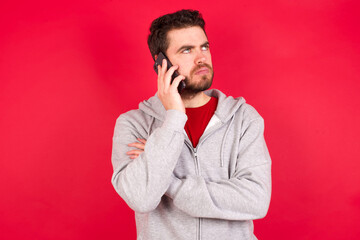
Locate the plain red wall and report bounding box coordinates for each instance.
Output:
[1,0,359,239]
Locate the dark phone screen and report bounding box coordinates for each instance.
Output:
[153,52,186,93]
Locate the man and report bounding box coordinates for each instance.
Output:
[111,9,271,240]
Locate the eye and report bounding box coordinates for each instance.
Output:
[182,48,191,54]
[201,44,209,51]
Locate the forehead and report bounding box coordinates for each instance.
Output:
[166,26,208,51]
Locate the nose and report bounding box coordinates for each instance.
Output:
[195,51,206,65]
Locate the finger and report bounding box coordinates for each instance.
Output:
[164,65,179,87]
[137,138,147,144]
[130,155,138,159]
[161,59,167,76]
[128,140,144,145]
[158,59,168,91]
[126,149,143,155]
[157,64,163,92]
[128,142,145,150]
[126,150,144,155]
[170,75,186,92]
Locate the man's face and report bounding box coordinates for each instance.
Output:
[165,26,214,94]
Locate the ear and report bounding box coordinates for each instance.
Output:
[154,55,158,60]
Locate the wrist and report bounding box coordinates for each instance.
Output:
[162,110,188,131]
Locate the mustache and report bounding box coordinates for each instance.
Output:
[190,63,213,76]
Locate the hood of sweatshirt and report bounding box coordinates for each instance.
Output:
[138,89,246,124]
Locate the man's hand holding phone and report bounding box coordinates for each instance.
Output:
[156,59,186,113]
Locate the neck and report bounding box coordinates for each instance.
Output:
[181,91,211,108]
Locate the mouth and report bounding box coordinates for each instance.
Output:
[194,67,210,75]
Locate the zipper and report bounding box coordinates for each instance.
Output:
[193,148,200,175]
[199,218,202,240]
[183,121,224,240]
[196,148,201,240]
[184,141,199,175]
[183,142,201,240]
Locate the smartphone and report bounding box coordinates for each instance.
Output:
[153,52,186,93]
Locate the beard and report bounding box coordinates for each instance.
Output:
[181,63,214,96]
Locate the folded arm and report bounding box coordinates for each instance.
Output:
[165,117,272,220]
[111,110,187,213]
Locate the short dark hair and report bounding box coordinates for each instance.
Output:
[147,9,206,60]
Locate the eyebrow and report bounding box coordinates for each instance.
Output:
[176,41,209,53]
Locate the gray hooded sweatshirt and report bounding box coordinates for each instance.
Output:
[111,89,272,240]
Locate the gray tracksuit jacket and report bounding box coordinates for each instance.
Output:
[111,89,272,240]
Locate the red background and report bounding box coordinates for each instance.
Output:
[1,0,359,239]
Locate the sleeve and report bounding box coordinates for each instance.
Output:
[111,110,187,213]
[165,117,272,220]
